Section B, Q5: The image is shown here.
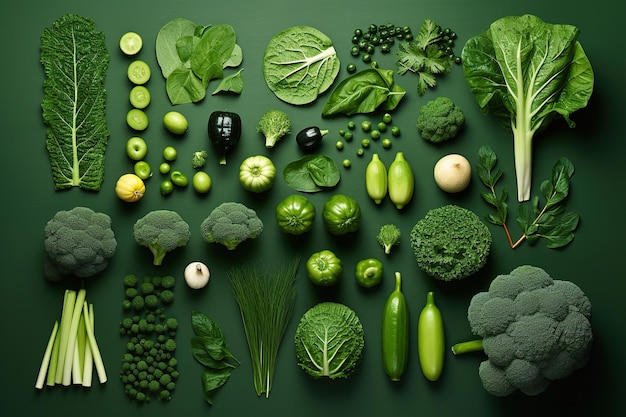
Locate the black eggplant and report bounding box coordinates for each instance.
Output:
[296,126,329,152]
[208,111,242,165]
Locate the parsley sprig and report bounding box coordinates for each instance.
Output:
[477,145,580,249]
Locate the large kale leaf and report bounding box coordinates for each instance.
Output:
[41,14,110,191]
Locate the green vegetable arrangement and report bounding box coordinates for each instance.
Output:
[294,302,364,379]
[229,259,299,398]
[41,14,110,191]
[451,265,593,397]
[462,14,594,201]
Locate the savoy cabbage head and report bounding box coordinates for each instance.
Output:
[294,302,364,379]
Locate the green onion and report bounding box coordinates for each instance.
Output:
[229,258,299,398]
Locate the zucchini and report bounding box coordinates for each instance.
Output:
[387,152,414,209]
[365,153,387,204]
[381,271,409,381]
[417,291,445,381]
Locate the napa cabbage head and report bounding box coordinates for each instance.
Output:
[294,302,364,379]
[462,14,594,202]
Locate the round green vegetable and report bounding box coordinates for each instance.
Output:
[170,171,188,187]
[127,60,151,85]
[126,109,148,131]
[305,250,342,286]
[417,291,445,381]
[129,86,151,109]
[355,258,383,288]
[239,155,276,193]
[119,31,143,56]
[275,195,316,236]
[382,271,409,381]
[322,194,361,236]
[192,172,212,194]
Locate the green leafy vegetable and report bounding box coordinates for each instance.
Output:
[283,154,340,192]
[477,145,580,249]
[191,311,239,405]
[40,14,110,191]
[212,68,244,95]
[396,18,455,95]
[462,14,594,201]
[263,26,340,105]
[321,68,405,117]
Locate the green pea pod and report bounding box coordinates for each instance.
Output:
[417,291,445,381]
[381,271,408,381]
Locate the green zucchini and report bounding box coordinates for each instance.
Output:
[417,291,445,381]
[387,152,414,209]
[365,153,387,204]
[381,271,409,381]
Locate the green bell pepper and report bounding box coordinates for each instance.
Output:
[355,258,383,288]
[306,250,342,286]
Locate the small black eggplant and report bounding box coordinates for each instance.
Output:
[296,126,329,152]
[208,111,242,165]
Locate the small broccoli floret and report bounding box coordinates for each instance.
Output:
[410,205,492,281]
[200,202,264,250]
[257,109,291,148]
[451,265,593,397]
[377,224,401,255]
[192,150,208,169]
[43,206,117,281]
[133,210,191,266]
[124,274,139,288]
[416,96,465,143]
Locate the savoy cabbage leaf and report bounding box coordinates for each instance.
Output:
[41,14,110,191]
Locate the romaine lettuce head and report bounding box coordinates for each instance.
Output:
[294,302,364,379]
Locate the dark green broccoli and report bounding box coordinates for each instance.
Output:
[43,206,117,281]
[257,109,291,148]
[410,205,491,281]
[377,224,401,255]
[416,96,465,143]
[133,210,191,266]
[200,202,264,250]
[451,265,593,397]
[192,150,208,169]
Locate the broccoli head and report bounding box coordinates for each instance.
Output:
[257,109,291,148]
[410,205,491,281]
[416,96,465,143]
[43,206,117,281]
[200,202,263,250]
[452,265,593,397]
[377,224,401,255]
[192,150,208,169]
[133,210,191,266]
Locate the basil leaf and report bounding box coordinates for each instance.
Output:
[202,368,234,405]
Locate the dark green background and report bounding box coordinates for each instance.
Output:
[2,0,624,416]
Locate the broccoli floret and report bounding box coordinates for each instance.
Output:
[410,205,491,281]
[200,202,264,250]
[416,96,465,143]
[133,210,191,266]
[160,275,175,289]
[43,206,117,281]
[377,224,401,255]
[160,290,174,304]
[257,109,291,148]
[123,274,139,287]
[451,265,593,397]
[192,150,208,169]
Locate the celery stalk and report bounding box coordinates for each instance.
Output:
[62,288,87,386]
[54,290,76,384]
[82,304,95,387]
[35,321,59,389]
[83,302,107,383]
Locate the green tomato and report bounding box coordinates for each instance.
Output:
[163,111,188,135]
[355,258,384,288]
[133,160,152,180]
[275,194,316,236]
[239,155,276,193]
[305,249,342,286]
[322,194,361,236]
[160,180,174,195]
[163,146,177,161]
[159,162,171,174]
[192,171,212,194]
[170,170,188,187]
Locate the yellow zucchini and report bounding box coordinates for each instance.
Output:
[365,153,387,204]
[387,152,414,209]
[417,291,445,381]
[381,271,409,381]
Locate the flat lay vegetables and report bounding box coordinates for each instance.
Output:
[133,210,191,266]
[230,259,299,398]
[462,14,594,201]
[322,194,362,236]
[275,194,316,236]
[35,289,106,389]
[119,274,179,403]
[294,302,364,379]
[190,311,240,405]
[43,207,117,282]
[417,292,445,381]
[477,145,579,249]
[451,265,593,397]
[263,26,340,105]
[306,249,343,286]
[377,224,401,255]
[239,155,276,193]
[208,111,242,165]
[416,96,465,143]
[410,205,492,281]
[381,272,409,381]
[200,202,263,250]
[41,14,110,191]
[283,154,340,192]
[257,109,292,148]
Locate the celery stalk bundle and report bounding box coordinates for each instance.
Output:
[35,288,107,389]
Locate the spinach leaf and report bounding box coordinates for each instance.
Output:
[263,26,340,105]
[166,66,207,105]
[212,69,244,95]
[40,14,110,191]
[202,368,234,405]
[283,155,340,192]
[321,68,405,117]
[156,17,198,78]
[191,24,236,83]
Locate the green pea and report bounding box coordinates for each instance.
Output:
[336,141,344,150]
